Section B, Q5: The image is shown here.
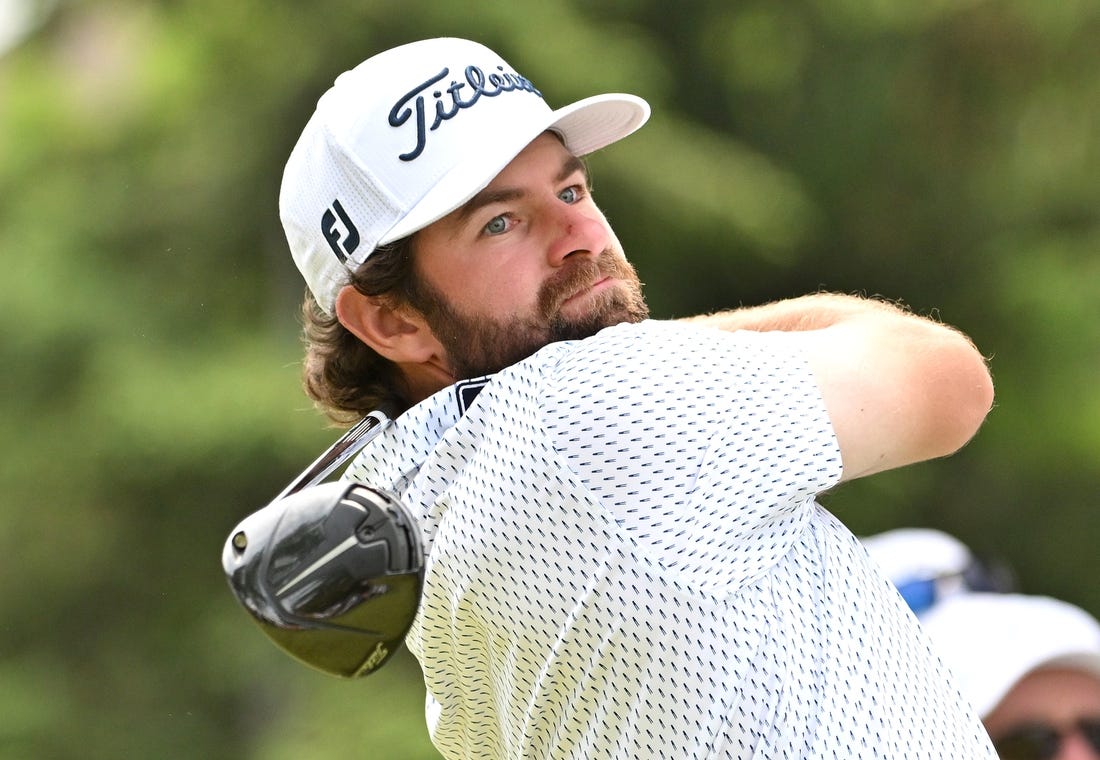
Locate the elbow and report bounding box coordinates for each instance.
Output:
[935,345,995,457]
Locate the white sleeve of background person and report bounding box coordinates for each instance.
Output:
[345,319,996,760]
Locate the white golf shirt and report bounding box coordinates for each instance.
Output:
[345,319,995,759]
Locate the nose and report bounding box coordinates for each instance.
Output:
[1060,734,1100,756]
[545,201,609,267]
[1058,729,1100,760]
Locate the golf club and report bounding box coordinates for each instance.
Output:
[222,405,423,678]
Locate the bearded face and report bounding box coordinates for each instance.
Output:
[409,247,648,380]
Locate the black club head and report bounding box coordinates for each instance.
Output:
[222,481,422,678]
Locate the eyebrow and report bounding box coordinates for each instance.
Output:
[453,153,589,227]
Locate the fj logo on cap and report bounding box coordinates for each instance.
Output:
[389,65,542,162]
[321,199,359,263]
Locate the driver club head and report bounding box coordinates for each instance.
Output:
[222,480,423,678]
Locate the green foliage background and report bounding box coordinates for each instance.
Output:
[2,0,1098,757]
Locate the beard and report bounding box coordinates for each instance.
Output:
[409,248,649,380]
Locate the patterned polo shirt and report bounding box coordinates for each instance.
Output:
[345,319,995,759]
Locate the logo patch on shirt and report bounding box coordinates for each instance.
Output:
[455,377,490,415]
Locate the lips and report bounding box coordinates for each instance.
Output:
[540,261,605,316]
[563,276,611,305]
[538,247,641,320]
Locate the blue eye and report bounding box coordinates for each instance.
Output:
[484,216,508,235]
[559,186,579,203]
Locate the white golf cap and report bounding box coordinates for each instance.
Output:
[862,527,974,587]
[862,527,987,615]
[280,37,650,313]
[920,592,1100,717]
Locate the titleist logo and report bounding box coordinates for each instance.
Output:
[389,65,542,161]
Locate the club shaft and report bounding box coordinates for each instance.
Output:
[275,406,394,501]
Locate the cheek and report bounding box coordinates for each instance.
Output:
[438,263,542,319]
[416,227,549,318]
[487,271,544,316]
[462,249,548,310]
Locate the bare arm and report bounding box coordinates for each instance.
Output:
[683,293,994,482]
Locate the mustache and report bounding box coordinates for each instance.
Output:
[536,249,635,319]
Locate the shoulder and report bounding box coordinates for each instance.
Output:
[515,320,824,423]
[539,319,811,379]
[549,318,800,356]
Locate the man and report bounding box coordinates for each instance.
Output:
[922,593,1100,760]
[861,527,1015,615]
[864,530,1100,760]
[279,37,996,758]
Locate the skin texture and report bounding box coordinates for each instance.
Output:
[335,132,994,485]
[984,667,1100,760]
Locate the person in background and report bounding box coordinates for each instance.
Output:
[924,592,1100,760]
[861,527,1015,616]
[864,528,1100,760]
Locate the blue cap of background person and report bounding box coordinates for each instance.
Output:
[861,527,1013,616]
[279,37,650,314]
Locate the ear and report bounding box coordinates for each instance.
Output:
[334,285,441,364]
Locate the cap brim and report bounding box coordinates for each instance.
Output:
[378,93,649,246]
[920,593,1100,716]
[862,527,973,586]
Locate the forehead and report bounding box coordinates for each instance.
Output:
[482,131,579,184]
[985,667,1100,732]
[427,133,583,229]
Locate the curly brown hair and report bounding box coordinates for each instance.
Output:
[300,236,419,426]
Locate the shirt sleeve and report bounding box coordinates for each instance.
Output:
[541,319,843,591]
